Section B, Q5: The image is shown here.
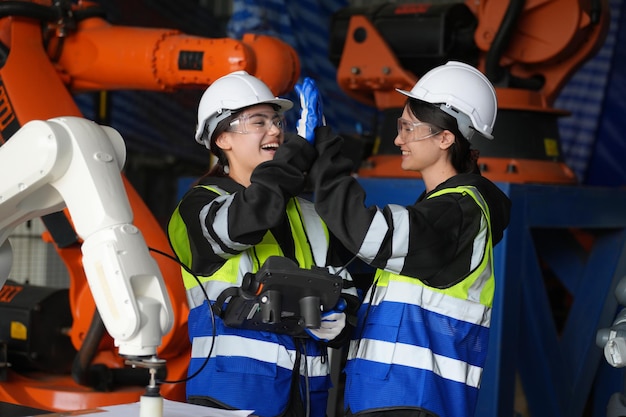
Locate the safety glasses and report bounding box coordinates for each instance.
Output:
[228,111,285,134]
[397,118,442,142]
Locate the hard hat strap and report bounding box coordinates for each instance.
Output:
[438,104,474,141]
[204,109,234,145]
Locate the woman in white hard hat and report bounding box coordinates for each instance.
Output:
[301,62,512,417]
[167,71,358,417]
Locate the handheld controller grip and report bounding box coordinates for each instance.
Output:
[214,257,343,336]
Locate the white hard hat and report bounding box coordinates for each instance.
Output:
[195,70,293,148]
[396,61,497,140]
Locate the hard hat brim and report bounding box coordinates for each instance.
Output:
[396,88,418,100]
[261,98,294,114]
[195,97,293,142]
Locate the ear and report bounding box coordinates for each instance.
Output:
[215,132,232,151]
[439,130,456,150]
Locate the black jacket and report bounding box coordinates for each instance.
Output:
[307,127,512,288]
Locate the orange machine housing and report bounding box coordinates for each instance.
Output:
[332,0,609,184]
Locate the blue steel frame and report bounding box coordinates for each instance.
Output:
[357,178,626,417]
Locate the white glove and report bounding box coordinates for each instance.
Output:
[306,311,346,342]
[305,298,347,342]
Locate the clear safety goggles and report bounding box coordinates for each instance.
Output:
[397,118,442,142]
[228,111,285,134]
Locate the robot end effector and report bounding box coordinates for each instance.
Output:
[0,116,173,359]
[597,278,626,368]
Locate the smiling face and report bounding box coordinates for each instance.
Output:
[215,104,283,186]
[394,105,458,191]
[394,106,443,171]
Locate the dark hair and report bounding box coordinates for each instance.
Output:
[406,98,480,175]
[204,111,239,177]
[204,103,283,177]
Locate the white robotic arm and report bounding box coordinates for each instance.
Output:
[0,116,173,359]
[597,278,626,417]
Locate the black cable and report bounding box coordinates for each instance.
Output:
[301,339,311,417]
[0,1,59,21]
[0,1,108,64]
[484,0,526,85]
[72,6,107,21]
[353,275,379,354]
[334,253,360,278]
[590,0,602,24]
[70,308,106,387]
[148,247,216,385]
[0,1,106,22]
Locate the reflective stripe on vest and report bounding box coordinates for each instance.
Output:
[173,185,329,308]
[345,185,495,417]
[192,334,329,376]
[427,185,494,305]
[297,200,359,299]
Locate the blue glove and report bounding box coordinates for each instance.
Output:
[306,298,347,342]
[295,77,325,144]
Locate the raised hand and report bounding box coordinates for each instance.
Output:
[295,77,325,144]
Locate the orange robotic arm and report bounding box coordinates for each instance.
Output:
[471,0,610,111]
[331,0,609,184]
[51,14,299,96]
[0,0,300,411]
[333,0,609,113]
[0,0,300,141]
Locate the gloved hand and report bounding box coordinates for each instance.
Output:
[295,77,325,144]
[306,298,346,342]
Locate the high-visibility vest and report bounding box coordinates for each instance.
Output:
[168,185,335,417]
[344,185,495,417]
